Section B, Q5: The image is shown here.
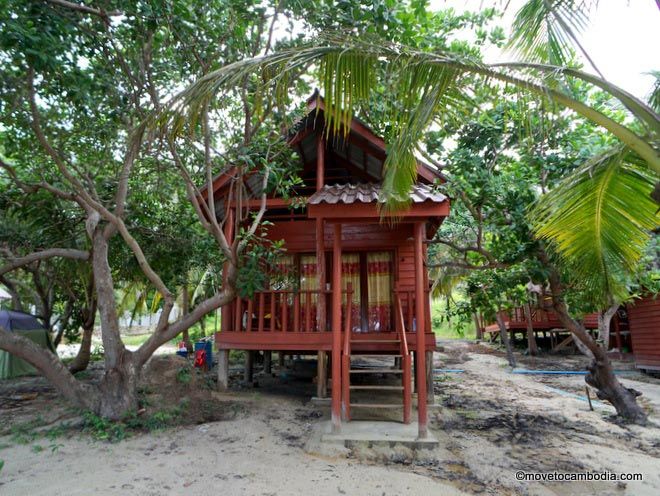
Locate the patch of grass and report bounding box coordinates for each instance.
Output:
[82,400,190,442]
[175,366,192,384]
[121,334,152,347]
[30,445,44,453]
[10,417,45,445]
[81,411,128,443]
[431,298,476,340]
[0,460,4,473]
[49,442,64,453]
[44,424,70,441]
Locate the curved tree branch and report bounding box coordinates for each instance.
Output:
[0,248,89,276]
[0,325,100,410]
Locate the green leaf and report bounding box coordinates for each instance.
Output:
[532,147,660,302]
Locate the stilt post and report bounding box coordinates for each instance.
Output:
[414,222,428,438]
[331,222,342,432]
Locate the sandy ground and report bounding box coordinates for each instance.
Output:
[1,341,659,495]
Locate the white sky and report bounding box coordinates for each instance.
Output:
[432,0,660,99]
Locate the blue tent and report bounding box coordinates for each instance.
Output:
[0,310,55,379]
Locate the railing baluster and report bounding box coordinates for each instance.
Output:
[282,292,288,333]
[407,291,413,331]
[270,292,276,332]
[246,298,253,332]
[258,293,265,332]
[234,297,242,332]
[305,291,311,332]
[293,293,300,332]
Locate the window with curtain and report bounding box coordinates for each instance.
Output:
[271,254,295,290]
[341,253,361,332]
[367,251,393,332]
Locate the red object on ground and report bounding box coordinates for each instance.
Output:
[194,349,207,368]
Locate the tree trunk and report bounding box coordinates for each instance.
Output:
[68,322,94,374]
[522,303,539,356]
[181,283,193,353]
[473,312,483,341]
[97,356,140,419]
[0,325,100,410]
[598,303,619,351]
[495,311,516,367]
[542,257,647,423]
[91,226,138,419]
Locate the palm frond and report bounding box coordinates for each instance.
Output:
[494,62,660,137]
[532,146,659,302]
[147,36,660,211]
[648,70,660,114]
[507,1,600,72]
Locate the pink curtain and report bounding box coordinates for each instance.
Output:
[367,252,392,332]
[341,254,361,332]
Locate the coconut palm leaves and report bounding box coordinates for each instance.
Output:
[507,0,600,72]
[532,147,659,302]
[153,37,660,206]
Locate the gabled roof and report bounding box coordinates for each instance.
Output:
[199,93,444,203]
[308,183,446,205]
[290,93,443,184]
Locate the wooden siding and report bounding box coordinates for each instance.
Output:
[628,296,660,370]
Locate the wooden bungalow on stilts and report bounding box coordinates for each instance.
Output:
[208,95,448,437]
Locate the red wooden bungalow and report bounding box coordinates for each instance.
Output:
[482,307,600,353]
[628,295,660,372]
[208,96,448,437]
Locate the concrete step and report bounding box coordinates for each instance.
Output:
[350,403,402,408]
[350,354,402,358]
[349,385,404,390]
[349,368,403,374]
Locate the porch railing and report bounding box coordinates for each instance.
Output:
[226,287,432,334]
[394,293,412,423]
[228,289,334,333]
[393,288,432,334]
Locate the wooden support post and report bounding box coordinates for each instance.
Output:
[316,134,325,191]
[217,349,229,391]
[414,222,428,438]
[412,351,418,392]
[403,352,412,424]
[317,351,327,398]
[278,352,285,368]
[523,302,539,356]
[426,350,434,404]
[264,350,272,374]
[331,222,342,433]
[316,218,326,331]
[244,350,254,383]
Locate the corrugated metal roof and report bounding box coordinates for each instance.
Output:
[308,183,446,205]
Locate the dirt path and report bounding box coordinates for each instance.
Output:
[1,341,659,495]
[1,393,466,496]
